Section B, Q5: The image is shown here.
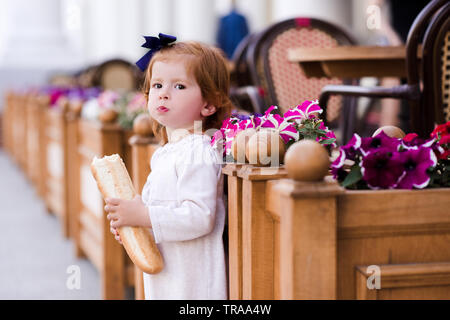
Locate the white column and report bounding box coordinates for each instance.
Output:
[80,0,144,65]
[81,0,119,64]
[236,0,270,33]
[215,0,270,33]
[271,0,352,30]
[0,0,9,50]
[143,0,174,36]
[0,0,82,69]
[174,0,216,44]
[116,0,142,62]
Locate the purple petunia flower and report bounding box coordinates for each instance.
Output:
[233,113,251,121]
[331,149,346,180]
[341,133,362,160]
[360,131,401,156]
[401,133,446,159]
[360,148,405,189]
[395,147,437,189]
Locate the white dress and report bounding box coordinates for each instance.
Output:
[141,134,228,300]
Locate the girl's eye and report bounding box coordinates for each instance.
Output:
[152,83,162,89]
[175,84,185,90]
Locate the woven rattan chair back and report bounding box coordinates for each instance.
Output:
[246,18,356,122]
[422,3,450,127]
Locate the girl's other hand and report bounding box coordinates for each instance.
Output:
[109,221,123,245]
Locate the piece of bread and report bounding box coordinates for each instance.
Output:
[91,154,163,274]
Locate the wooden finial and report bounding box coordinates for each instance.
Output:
[372,125,405,138]
[284,140,330,181]
[133,113,153,137]
[98,108,118,123]
[69,100,83,116]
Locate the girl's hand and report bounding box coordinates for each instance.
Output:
[109,221,123,245]
[104,195,152,229]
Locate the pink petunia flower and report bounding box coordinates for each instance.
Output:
[283,100,323,122]
[261,112,299,144]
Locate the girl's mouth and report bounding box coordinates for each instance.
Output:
[157,106,169,113]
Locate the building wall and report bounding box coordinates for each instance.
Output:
[0,0,377,108]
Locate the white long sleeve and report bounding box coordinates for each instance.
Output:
[148,141,221,242]
[140,134,227,300]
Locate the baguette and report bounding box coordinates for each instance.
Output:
[90,154,163,274]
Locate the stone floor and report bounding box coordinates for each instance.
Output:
[0,149,101,299]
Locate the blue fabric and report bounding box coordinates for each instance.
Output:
[216,10,249,59]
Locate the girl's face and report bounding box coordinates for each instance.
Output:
[148,58,213,132]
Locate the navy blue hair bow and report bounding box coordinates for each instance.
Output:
[135,33,177,72]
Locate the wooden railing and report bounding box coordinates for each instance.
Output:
[74,118,134,299]
[128,132,160,300]
[4,89,450,299]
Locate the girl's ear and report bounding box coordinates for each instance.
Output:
[201,104,217,117]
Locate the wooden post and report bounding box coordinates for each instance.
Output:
[66,107,80,239]
[238,165,287,299]
[44,106,71,236]
[75,119,133,299]
[37,95,50,199]
[267,140,342,299]
[129,131,160,300]
[222,164,244,300]
[268,178,342,299]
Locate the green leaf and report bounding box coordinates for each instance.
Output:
[341,165,363,188]
[319,138,336,145]
[314,129,327,135]
[298,128,310,134]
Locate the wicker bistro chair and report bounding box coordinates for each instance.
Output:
[244,18,357,129]
[319,0,449,138]
[91,59,143,92]
[229,33,266,114]
[423,2,450,126]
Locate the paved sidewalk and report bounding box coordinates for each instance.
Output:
[0,150,101,299]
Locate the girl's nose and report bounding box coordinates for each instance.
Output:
[159,89,169,100]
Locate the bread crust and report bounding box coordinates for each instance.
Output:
[90,154,163,274]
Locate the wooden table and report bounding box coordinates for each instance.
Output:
[287,46,411,78]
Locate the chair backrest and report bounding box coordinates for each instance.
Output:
[421,2,450,127]
[246,18,356,121]
[404,0,449,135]
[231,33,258,88]
[92,59,143,92]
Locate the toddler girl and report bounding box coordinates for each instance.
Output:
[104,38,232,300]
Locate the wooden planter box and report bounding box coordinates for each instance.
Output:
[267,177,450,300]
[10,93,28,168]
[223,164,287,300]
[37,97,50,199]
[128,134,161,300]
[42,106,81,239]
[2,92,12,154]
[25,95,43,188]
[74,118,134,299]
[43,108,68,226]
